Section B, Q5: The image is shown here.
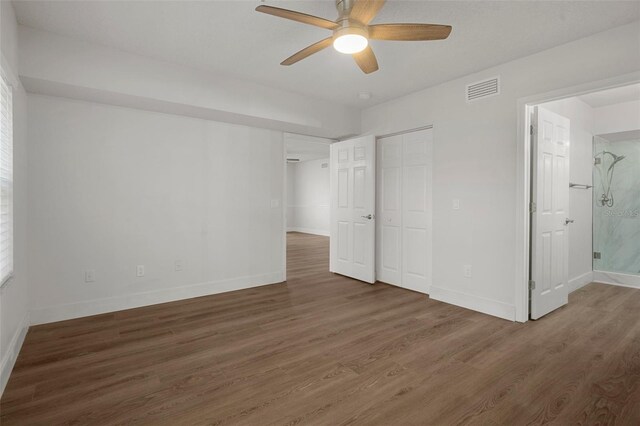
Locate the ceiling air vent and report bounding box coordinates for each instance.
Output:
[321,162,329,168]
[466,76,500,103]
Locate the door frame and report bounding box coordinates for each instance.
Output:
[514,71,640,322]
[282,133,336,282]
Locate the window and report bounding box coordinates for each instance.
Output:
[0,71,13,286]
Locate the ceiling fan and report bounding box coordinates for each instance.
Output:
[256,0,452,74]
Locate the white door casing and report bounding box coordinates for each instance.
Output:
[531,107,570,319]
[330,136,376,283]
[376,129,433,293]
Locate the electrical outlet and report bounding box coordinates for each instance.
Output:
[453,199,460,210]
[463,265,472,278]
[84,269,96,283]
[136,265,145,277]
[174,260,184,272]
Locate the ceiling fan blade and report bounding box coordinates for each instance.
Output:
[281,37,334,66]
[349,0,386,25]
[256,5,338,30]
[353,46,379,74]
[368,23,452,41]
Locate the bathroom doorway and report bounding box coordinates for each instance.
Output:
[527,83,640,319]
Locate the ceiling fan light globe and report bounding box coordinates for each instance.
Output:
[333,34,368,54]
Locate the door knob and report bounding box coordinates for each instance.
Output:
[361,214,374,220]
[565,218,575,225]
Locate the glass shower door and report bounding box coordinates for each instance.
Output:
[592,135,640,275]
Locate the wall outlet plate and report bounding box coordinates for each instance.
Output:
[136,265,145,277]
[85,269,96,283]
[175,260,184,272]
[463,265,472,278]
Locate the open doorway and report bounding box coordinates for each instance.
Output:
[526,83,640,320]
[284,133,333,279]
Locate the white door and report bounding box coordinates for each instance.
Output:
[376,129,433,293]
[401,129,432,293]
[376,134,403,286]
[330,136,376,283]
[531,106,570,319]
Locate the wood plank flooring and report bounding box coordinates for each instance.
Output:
[1,232,639,425]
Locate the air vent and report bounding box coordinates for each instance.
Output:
[466,76,500,102]
[286,158,300,163]
[321,162,328,168]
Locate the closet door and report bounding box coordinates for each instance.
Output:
[401,129,432,293]
[376,128,433,293]
[376,135,403,286]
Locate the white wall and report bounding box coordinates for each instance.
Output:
[539,98,594,292]
[17,26,360,139]
[594,100,640,136]
[0,1,30,395]
[361,22,640,321]
[27,95,284,324]
[286,158,330,236]
[286,163,296,230]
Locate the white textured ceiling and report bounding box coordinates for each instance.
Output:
[12,1,640,108]
[579,83,640,108]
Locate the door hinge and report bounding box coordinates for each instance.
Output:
[530,124,536,135]
[593,251,601,260]
[529,202,537,213]
[529,280,536,290]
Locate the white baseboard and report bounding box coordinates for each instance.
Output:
[568,271,594,293]
[287,227,329,237]
[1,312,29,397]
[30,271,284,325]
[429,286,516,321]
[593,270,640,289]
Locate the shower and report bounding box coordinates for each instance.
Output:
[594,150,625,207]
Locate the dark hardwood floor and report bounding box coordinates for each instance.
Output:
[1,232,639,425]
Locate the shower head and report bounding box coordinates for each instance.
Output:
[594,151,626,171]
[605,152,625,172]
[612,154,626,163]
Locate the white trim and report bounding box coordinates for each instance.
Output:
[429,285,516,321]
[282,139,287,282]
[515,71,640,323]
[287,227,329,237]
[30,272,284,325]
[593,270,640,289]
[375,125,433,140]
[568,271,594,293]
[0,312,29,397]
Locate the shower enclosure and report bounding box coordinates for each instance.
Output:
[592,133,640,281]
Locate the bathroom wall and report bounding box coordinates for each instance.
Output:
[593,135,640,277]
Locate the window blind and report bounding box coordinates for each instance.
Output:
[0,72,13,286]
